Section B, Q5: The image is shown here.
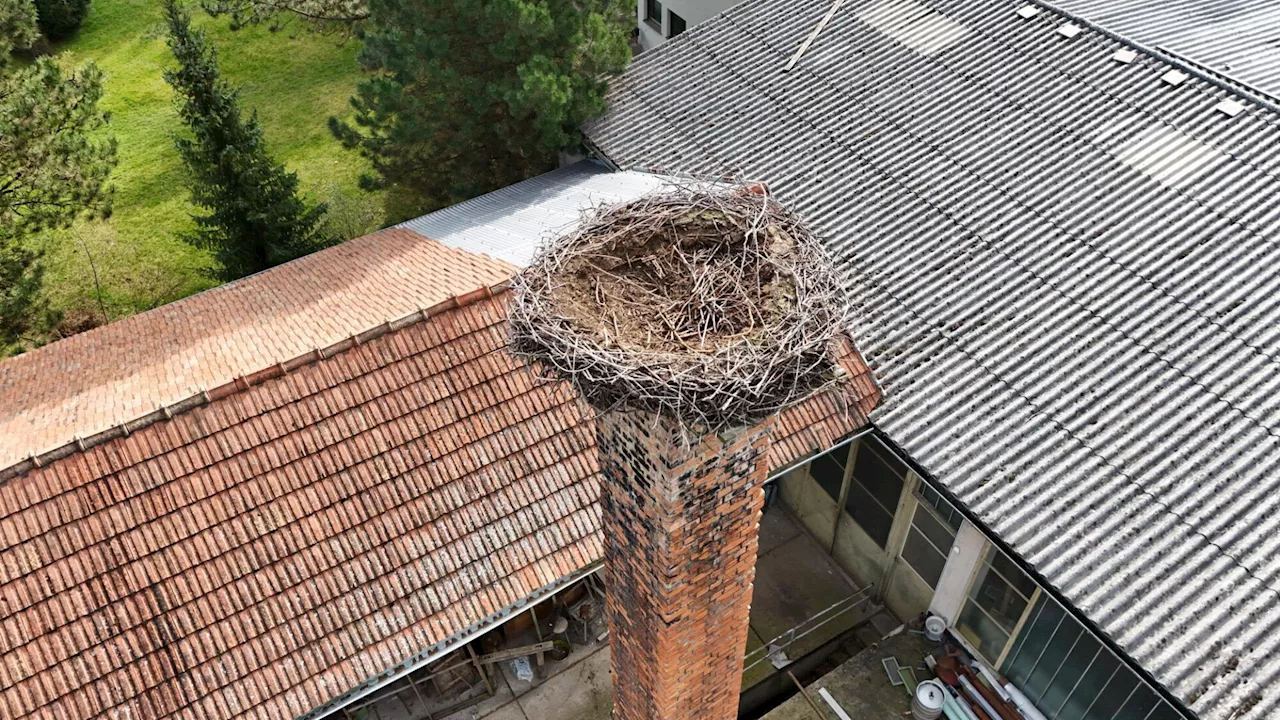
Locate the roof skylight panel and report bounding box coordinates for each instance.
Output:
[855,0,971,57]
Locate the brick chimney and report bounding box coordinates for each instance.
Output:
[599,410,772,719]
[509,187,846,720]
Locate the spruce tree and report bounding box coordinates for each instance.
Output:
[33,0,91,40]
[164,0,330,281]
[330,0,632,211]
[1,0,116,352]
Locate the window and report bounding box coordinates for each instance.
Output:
[668,11,687,36]
[919,484,963,531]
[957,547,1035,659]
[1002,592,1182,720]
[900,490,958,588]
[808,446,846,502]
[842,438,906,547]
[644,0,663,29]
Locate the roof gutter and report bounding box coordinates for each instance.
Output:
[298,561,604,720]
[866,427,1200,720]
[303,419,877,720]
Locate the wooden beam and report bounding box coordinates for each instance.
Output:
[476,641,558,666]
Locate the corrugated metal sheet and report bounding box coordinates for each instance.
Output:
[399,161,670,266]
[585,1,1280,718]
[1052,0,1280,101]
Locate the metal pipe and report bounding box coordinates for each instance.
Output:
[958,675,1001,720]
[786,670,826,719]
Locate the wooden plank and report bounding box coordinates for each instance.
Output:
[476,642,558,665]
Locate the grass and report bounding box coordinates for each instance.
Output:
[31,0,383,323]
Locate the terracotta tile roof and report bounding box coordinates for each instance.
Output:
[0,283,878,720]
[0,228,516,474]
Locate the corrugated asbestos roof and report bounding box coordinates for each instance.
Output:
[584,0,1280,718]
[399,161,671,267]
[0,223,879,719]
[1052,0,1280,101]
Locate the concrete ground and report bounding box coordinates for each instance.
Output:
[743,505,875,689]
[761,631,938,720]
[360,505,876,720]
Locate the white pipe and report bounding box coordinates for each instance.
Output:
[959,675,1001,720]
[945,686,981,720]
[972,661,1012,702]
[817,687,853,720]
[1004,683,1049,720]
[940,699,969,720]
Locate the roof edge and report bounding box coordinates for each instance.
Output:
[1032,0,1280,113]
[0,279,514,486]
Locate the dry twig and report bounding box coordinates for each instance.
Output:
[509,182,848,431]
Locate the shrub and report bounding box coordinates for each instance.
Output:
[34,0,90,41]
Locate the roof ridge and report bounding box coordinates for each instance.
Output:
[0,279,513,485]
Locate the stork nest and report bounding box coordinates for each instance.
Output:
[509,185,848,430]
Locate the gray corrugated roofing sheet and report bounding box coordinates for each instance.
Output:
[399,161,670,266]
[584,1,1280,718]
[1052,0,1280,101]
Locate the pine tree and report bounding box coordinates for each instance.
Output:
[1,0,116,352]
[330,0,632,211]
[33,0,91,40]
[164,0,330,281]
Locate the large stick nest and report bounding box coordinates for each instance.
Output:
[509,185,848,430]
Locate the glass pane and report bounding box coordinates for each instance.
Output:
[920,484,962,531]
[852,440,906,511]
[1002,595,1065,685]
[645,0,662,21]
[809,450,845,502]
[669,11,686,36]
[1041,631,1101,715]
[1024,623,1082,700]
[957,599,1010,659]
[1084,672,1138,720]
[913,503,956,553]
[1143,702,1184,720]
[1062,651,1120,720]
[844,480,894,547]
[901,525,947,588]
[1116,683,1161,720]
[991,549,1038,599]
[969,558,1029,634]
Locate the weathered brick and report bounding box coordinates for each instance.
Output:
[597,409,772,720]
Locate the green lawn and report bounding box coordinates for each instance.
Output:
[33,0,383,324]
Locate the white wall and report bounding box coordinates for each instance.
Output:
[637,0,739,51]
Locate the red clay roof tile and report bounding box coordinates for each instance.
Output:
[0,262,878,720]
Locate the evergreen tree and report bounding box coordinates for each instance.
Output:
[33,0,91,40]
[201,0,367,33]
[330,0,632,211]
[1,0,116,352]
[164,0,330,281]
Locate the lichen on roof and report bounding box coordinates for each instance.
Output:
[509,184,849,429]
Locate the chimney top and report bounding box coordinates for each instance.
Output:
[510,184,847,429]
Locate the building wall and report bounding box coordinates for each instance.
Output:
[776,436,1188,720]
[636,0,737,51]
[776,436,940,622]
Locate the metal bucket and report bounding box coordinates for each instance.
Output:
[912,680,947,720]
